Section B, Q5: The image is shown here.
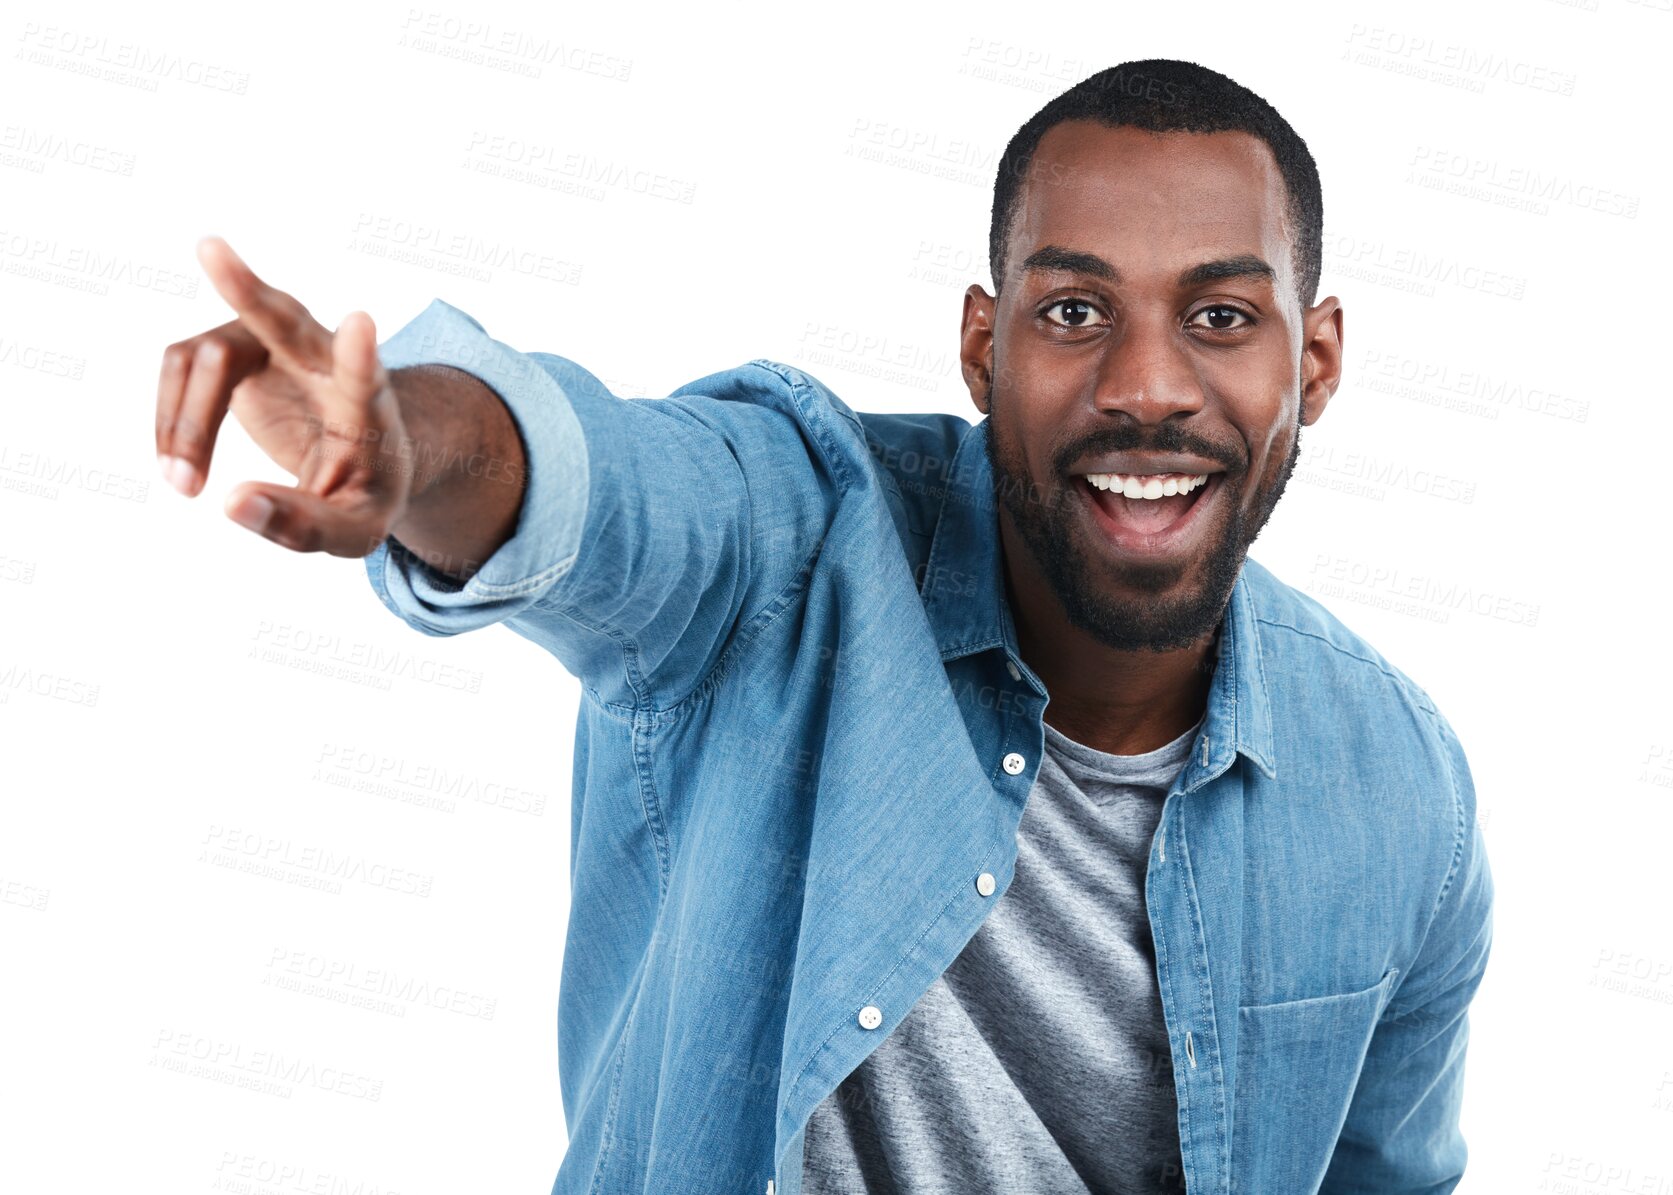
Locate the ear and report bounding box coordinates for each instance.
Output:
[1300,297,1344,427]
[960,284,997,415]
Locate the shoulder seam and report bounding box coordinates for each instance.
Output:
[1253,614,1438,715]
[746,359,862,498]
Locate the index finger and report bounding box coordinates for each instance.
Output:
[195,236,332,373]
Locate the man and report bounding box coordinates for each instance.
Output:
[154,58,1493,1195]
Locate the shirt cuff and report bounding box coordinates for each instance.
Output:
[362,298,589,636]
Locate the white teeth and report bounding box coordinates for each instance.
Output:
[1082,472,1211,499]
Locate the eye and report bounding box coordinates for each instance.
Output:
[1040,298,1109,329]
[1188,304,1254,332]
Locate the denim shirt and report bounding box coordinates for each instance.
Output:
[364,300,1493,1195]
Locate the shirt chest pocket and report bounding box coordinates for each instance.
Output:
[1230,966,1399,1195]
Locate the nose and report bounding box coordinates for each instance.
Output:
[1091,312,1206,424]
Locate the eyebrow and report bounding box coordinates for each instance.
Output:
[1019,244,1276,290]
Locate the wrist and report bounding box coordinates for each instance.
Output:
[387,365,466,503]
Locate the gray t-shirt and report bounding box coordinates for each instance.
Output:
[800,711,1201,1194]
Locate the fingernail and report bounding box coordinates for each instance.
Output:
[160,454,199,496]
[229,493,273,534]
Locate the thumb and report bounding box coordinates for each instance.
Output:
[224,480,393,558]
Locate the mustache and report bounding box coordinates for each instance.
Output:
[1053,423,1244,477]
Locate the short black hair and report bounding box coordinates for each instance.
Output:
[989,59,1323,311]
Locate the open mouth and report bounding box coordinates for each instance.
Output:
[1076,471,1224,558]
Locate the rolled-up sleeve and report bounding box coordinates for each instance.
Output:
[363,298,590,637]
[359,299,838,711]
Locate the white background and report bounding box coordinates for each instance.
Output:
[2,1,1669,1192]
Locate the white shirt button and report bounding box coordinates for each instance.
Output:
[1006,660,1021,681]
[976,872,996,897]
[857,1005,883,1030]
[1002,752,1025,776]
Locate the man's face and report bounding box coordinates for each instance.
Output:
[963,121,1341,653]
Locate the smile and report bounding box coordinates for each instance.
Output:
[1075,470,1225,560]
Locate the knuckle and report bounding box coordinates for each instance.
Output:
[171,415,206,457]
[267,286,300,321]
[161,342,193,373]
[194,338,230,370]
[264,519,296,551]
[279,518,320,554]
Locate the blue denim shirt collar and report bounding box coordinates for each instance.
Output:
[920,418,1277,786]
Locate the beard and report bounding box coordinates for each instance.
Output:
[982,379,1302,653]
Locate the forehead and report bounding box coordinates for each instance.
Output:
[1011,121,1292,290]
